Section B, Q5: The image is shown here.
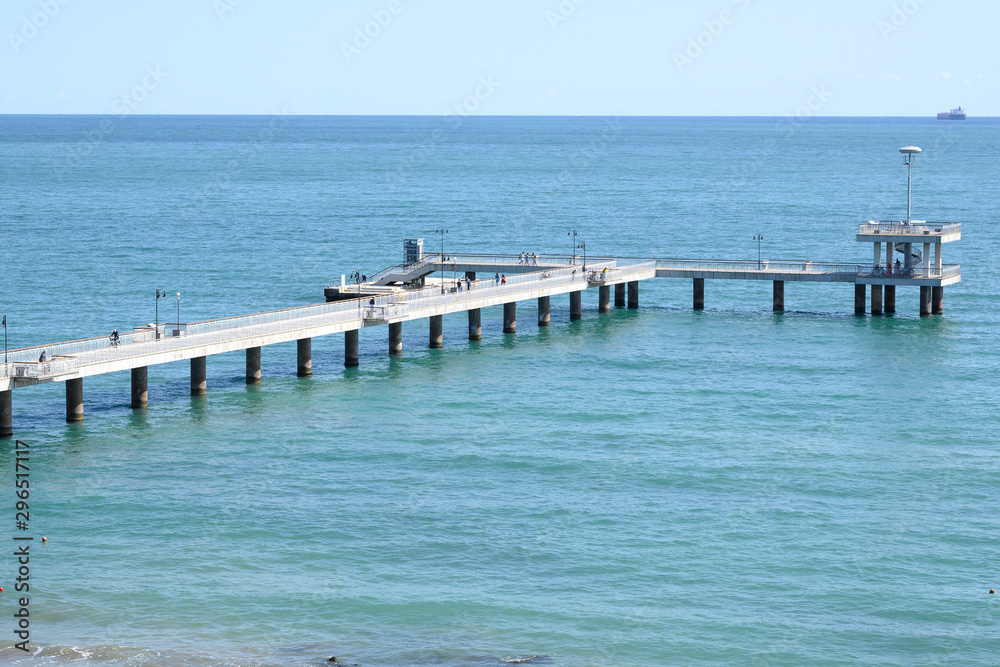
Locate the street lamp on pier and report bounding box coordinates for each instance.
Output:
[155,290,168,339]
[434,228,449,293]
[176,293,181,335]
[754,234,764,270]
[900,145,921,225]
[568,230,578,263]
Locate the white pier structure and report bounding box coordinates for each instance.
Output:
[0,225,962,437]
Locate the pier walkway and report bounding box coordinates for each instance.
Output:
[0,225,961,435]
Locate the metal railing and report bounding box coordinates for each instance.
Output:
[858,221,961,236]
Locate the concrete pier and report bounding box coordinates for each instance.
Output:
[599,285,611,313]
[538,296,551,326]
[191,357,207,395]
[1,390,12,437]
[503,302,517,333]
[570,291,582,320]
[773,280,784,312]
[920,286,932,316]
[246,347,261,384]
[389,322,403,355]
[615,283,626,308]
[693,278,705,310]
[345,330,359,367]
[429,315,444,348]
[131,366,148,408]
[627,281,639,309]
[932,286,944,315]
[871,285,883,316]
[66,377,84,422]
[296,338,312,377]
[885,285,896,314]
[468,308,482,341]
[854,284,866,315]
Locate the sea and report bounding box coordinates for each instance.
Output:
[0,115,998,666]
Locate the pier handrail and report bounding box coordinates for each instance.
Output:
[859,221,961,235]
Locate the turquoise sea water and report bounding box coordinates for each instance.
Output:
[1,116,999,665]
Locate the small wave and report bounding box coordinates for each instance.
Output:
[501,655,549,665]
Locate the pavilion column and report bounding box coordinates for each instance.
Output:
[246,347,261,384]
[537,296,550,326]
[296,338,312,377]
[503,302,517,333]
[131,366,149,407]
[191,357,207,395]
[66,378,84,422]
[429,315,443,348]
[884,285,896,314]
[598,285,611,313]
[345,330,359,367]
[0,390,12,437]
[773,280,784,312]
[389,323,403,355]
[614,283,626,308]
[468,309,482,341]
[627,281,639,309]
[932,286,944,315]
[693,278,705,311]
[854,284,866,315]
[871,285,883,316]
[570,292,582,320]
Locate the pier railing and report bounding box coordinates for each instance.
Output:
[858,221,960,236]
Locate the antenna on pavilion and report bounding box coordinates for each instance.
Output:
[899,145,921,225]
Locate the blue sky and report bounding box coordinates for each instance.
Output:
[2,0,997,115]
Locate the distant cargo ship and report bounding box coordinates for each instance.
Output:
[937,107,967,120]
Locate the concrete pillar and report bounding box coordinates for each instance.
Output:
[627,281,639,309]
[904,243,912,268]
[570,291,582,320]
[191,357,207,395]
[296,338,312,377]
[614,283,626,308]
[854,284,866,315]
[66,377,84,422]
[468,308,482,341]
[923,242,931,277]
[871,285,883,316]
[873,242,881,266]
[246,347,261,384]
[886,241,893,268]
[345,329,359,367]
[537,296,550,327]
[693,278,705,310]
[935,242,942,273]
[932,286,943,315]
[773,280,784,312]
[920,286,932,316]
[0,390,12,437]
[429,315,443,348]
[503,302,517,333]
[389,322,403,355]
[885,285,896,314]
[131,366,149,408]
[598,285,611,313]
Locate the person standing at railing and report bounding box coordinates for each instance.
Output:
[38,350,46,363]
[532,253,538,265]
[495,272,500,284]
[501,274,506,285]
[466,276,471,291]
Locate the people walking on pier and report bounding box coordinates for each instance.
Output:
[466,276,472,291]
[531,253,538,265]
[501,274,506,285]
[495,272,500,284]
[457,279,462,292]
[518,252,524,264]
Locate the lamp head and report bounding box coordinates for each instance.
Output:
[899,145,922,155]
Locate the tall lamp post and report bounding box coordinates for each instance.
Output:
[434,228,449,293]
[568,230,578,263]
[176,292,181,335]
[577,241,586,270]
[2,315,7,368]
[155,289,168,339]
[900,145,921,225]
[753,234,764,270]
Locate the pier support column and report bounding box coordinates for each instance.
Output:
[854,284,866,315]
[1,390,12,437]
[389,323,403,355]
[297,338,312,377]
[191,357,207,395]
[468,309,482,341]
[570,292,582,320]
[246,347,261,384]
[538,296,550,327]
[932,286,944,315]
[131,366,148,408]
[503,302,517,333]
[345,330,359,367]
[599,286,611,313]
[885,285,896,314]
[693,279,705,311]
[614,283,626,308]
[66,377,84,422]
[773,280,784,312]
[627,281,639,309]
[871,285,883,316]
[429,315,444,348]
[920,286,932,316]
